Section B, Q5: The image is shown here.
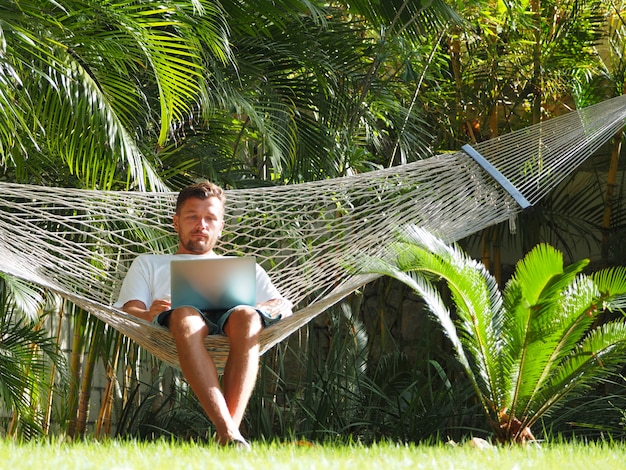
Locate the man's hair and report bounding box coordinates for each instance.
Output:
[175,181,226,214]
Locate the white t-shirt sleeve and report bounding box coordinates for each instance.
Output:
[255,264,285,304]
[114,256,152,309]
[114,255,171,309]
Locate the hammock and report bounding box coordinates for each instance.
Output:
[2,95,626,370]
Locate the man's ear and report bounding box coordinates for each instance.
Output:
[173,214,180,233]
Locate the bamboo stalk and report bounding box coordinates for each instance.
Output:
[43,297,64,436]
[95,333,122,439]
[76,318,104,438]
[7,411,19,438]
[67,307,86,439]
[600,132,623,264]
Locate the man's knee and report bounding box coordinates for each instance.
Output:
[225,306,262,337]
[167,307,207,335]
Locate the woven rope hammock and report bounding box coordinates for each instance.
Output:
[2,95,626,370]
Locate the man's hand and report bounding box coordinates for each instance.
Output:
[150,298,172,316]
[122,298,171,322]
[257,298,293,319]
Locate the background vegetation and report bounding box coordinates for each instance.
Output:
[2,0,626,445]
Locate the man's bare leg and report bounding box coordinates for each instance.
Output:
[168,307,244,444]
[221,306,263,428]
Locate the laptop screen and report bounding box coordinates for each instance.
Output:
[170,256,256,311]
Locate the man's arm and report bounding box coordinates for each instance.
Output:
[256,297,293,319]
[122,299,172,322]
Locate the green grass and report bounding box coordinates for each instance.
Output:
[2,439,626,469]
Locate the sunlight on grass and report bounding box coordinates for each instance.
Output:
[2,439,626,469]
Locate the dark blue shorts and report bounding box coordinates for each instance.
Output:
[153,305,281,335]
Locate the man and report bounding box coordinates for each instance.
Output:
[115,181,292,448]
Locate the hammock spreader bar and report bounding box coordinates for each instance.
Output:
[462,143,532,210]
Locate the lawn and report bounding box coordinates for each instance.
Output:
[2,439,626,469]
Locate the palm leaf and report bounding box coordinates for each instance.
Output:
[592,266,626,310]
[358,254,489,414]
[505,244,568,304]
[0,301,66,435]
[1,0,231,190]
[338,0,461,40]
[527,321,626,429]
[502,246,598,422]
[515,274,599,418]
[1,275,45,323]
[397,226,504,337]
[213,13,375,180]
[33,63,164,190]
[367,227,505,414]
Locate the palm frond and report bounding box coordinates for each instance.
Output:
[33,63,165,190]
[593,266,626,310]
[0,309,66,431]
[1,0,232,189]
[361,254,491,411]
[395,227,504,342]
[362,226,505,414]
[0,60,32,159]
[0,275,45,323]
[514,275,599,417]
[505,244,567,304]
[502,245,595,419]
[337,0,462,40]
[527,321,626,429]
[213,13,376,180]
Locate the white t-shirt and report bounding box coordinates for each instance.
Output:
[114,253,283,310]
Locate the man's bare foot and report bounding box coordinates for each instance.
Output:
[216,431,250,450]
[228,438,251,451]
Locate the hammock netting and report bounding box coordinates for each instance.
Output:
[2,95,626,370]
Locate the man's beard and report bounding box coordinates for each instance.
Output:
[181,236,212,254]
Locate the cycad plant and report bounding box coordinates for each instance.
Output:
[359,226,626,443]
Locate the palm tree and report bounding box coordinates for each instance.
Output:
[0,0,231,190]
[359,226,626,443]
[160,0,464,187]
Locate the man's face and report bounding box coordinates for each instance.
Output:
[173,196,225,254]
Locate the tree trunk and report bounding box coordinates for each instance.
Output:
[95,334,122,439]
[43,302,65,435]
[75,318,105,438]
[67,306,86,438]
[601,132,623,265]
[531,0,542,124]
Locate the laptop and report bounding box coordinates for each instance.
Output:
[170,256,256,311]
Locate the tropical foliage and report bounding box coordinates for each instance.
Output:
[359,226,626,443]
[0,277,67,438]
[0,0,232,190]
[1,0,626,443]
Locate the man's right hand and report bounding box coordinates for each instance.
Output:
[149,298,172,317]
[122,298,171,322]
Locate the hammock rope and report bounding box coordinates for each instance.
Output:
[2,95,626,369]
